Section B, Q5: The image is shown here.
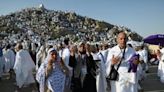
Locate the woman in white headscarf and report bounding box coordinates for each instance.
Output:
[36,48,68,92]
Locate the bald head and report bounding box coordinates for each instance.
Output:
[117,32,127,48]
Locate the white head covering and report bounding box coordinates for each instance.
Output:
[44,48,57,63]
[36,48,59,92]
[47,48,56,55]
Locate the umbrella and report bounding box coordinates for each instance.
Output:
[144,34,164,46]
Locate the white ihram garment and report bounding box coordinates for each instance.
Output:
[62,47,72,91]
[158,49,164,83]
[96,52,107,92]
[14,49,35,88]
[106,45,138,92]
[3,49,15,72]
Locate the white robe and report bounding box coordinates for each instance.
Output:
[96,52,107,92]
[106,45,138,92]
[36,46,46,70]
[62,47,72,90]
[100,49,109,63]
[3,49,15,72]
[137,50,146,81]
[0,56,5,77]
[62,47,71,70]
[13,49,35,88]
[158,50,164,83]
[137,49,148,71]
[142,49,148,71]
[62,47,72,76]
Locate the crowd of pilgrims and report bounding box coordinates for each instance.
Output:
[0,31,164,92]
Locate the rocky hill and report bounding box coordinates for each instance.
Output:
[0,5,142,44]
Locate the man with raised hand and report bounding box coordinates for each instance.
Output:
[106,31,138,92]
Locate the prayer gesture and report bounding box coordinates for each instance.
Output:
[48,58,54,64]
[111,55,121,65]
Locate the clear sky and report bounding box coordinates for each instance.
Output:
[0,0,164,37]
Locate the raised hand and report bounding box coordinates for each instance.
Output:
[111,55,120,65]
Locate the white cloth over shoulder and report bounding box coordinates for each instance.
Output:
[158,48,164,83]
[3,49,15,72]
[96,52,107,92]
[106,45,137,92]
[13,49,35,88]
[62,47,72,88]
[62,47,71,70]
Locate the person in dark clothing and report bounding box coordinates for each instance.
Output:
[82,43,97,92]
[69,45,82,92]
[69,45,77,68]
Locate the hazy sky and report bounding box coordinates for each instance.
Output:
[0,0,164,37]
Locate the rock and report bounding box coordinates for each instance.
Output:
[0,5,142,45]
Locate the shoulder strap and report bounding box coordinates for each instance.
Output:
[116,48,126,70]
[100,52,105,63]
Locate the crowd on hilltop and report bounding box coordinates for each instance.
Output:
[0,4,143,45]
[0,31,164,92]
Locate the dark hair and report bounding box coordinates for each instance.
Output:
[127,44,133,48]
[16,43,23,50]
[64,38,69,45]
[5,44,11,49]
